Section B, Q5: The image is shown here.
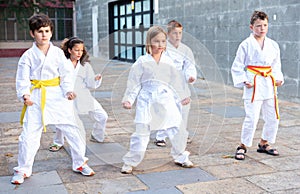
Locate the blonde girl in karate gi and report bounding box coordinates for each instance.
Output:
[231,11,284,160]
[12,14,94,185]
[121,26,194,174]
[49,37,108,152]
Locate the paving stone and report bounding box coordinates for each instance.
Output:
[1,185,68,194]
[94,90,112,98]
[87,142,127,164]
[203,106,245,118]
[0,155,10,176]
[190,153,238,167]
[246,171,300,192]
[0,171,68,194]
[271,188,300,194]
[278,126,300,145]
[65,176,147,194]
[63,144,106,167]
[280,119,300,127]
[133,158,175,173]
[176,178,265,194]
[136,168,217,190]
[192,87,207,95]
[202,159,275,179]
[128,187,183,194]
[58,164,128,184]
[0,112,21,123]
[31,157,72,174]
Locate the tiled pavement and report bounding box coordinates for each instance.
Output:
[0,57,300,194]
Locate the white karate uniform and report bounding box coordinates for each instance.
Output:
[156,41,197,144]
[122,52,191,167]
[231,33,284,147]
[54,61,108,145]
[15,42,88,177]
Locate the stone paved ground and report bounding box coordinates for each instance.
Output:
[0,57,300,194]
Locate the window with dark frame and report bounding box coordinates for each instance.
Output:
[109,0,153,62]
[0,6,73,41]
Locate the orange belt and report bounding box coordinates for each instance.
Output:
[247,65,279,119]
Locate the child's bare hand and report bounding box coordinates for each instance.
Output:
[23,94,33,106]
[188,77,196,83]
[181,97,191,105]
[122,101,132,109]
[244,81,253,88]
[275,80,282,86]
[95,74,102,81]
[66,92,76,100]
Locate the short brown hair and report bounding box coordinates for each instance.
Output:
[167,20,183,33]
[29,13,54,33]
[145,26,167,54]
[250,11,268,25]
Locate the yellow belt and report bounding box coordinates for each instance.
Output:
[247,65,279,119]
[20,77,60,132]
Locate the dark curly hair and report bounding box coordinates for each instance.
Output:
[250,11,268,25]
[60,37,89,65]
[29,13,54,33]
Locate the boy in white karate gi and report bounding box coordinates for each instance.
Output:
[155,20,197,147]
[231,11,284,160]
[121,26,194,174]
[12,14,94,184]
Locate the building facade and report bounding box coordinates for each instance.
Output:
[2,0,300,101]
[44,0,300,100]
[0,0,74,57]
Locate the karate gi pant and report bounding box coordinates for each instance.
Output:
[53,108,108,145]
[89,107,108,142]
[241,98,279,147]
[13,122,87,177]
[122,123,190,167]
[156,103,190,143]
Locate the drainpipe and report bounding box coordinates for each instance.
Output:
[72,0,77,36]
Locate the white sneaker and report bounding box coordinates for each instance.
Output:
[74,164,95,176]
[11,171,26,184]
[175,160,194,168]
[121,164,133,174]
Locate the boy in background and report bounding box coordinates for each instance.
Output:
[155,20,197,147]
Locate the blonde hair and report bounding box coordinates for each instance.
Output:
[145,26,167,54]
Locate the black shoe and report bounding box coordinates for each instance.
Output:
[154,139,166,147]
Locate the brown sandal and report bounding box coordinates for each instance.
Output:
[154,140,166,147]
[49,144,62,152]
[235,146,247,160]
[257,143,279,156]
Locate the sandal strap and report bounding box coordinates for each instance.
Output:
[236,146,247,153]
[50,144,59,148]
[259,143,277,151]
[260,144,270,149]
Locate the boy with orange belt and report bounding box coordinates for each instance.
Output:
[231,11,284,160]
